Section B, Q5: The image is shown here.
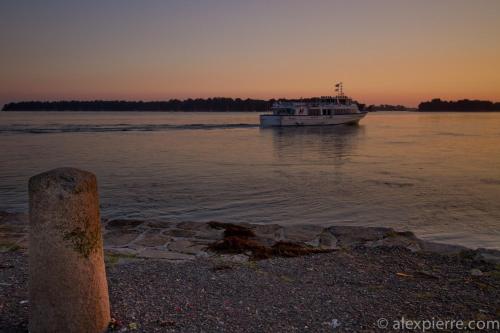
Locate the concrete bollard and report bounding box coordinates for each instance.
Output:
[29,167,110,333]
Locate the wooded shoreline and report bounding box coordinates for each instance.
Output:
[3,97,500,112]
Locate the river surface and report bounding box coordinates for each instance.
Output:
[1,111,499,249]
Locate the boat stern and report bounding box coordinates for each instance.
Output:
[260,114,281,127]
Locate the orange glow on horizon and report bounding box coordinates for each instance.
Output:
[1,1,499,107]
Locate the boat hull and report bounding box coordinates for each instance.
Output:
[260,113,366,127]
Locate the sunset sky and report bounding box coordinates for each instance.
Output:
[1,0,499,107]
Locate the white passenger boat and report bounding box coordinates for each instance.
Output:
[260,83,366,127]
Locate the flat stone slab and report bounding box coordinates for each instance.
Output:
[0,212,28,225]
[283,224,325,243]
[317,231,338,249]
[194,228,224,241]
[328,226,394,247]
[163,228,197,238]
[138,249,194,260]
[133,230,171,247]
[145,220,174,229]
[420,240,467,255]
[473,249,500,264]
[105,219,144,229]
[0,212,29,252]
[168,240,206,255]
[366,235,421,252]
[105,230,142,247]
[2,211,499,264]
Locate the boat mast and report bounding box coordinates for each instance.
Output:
[335,82,343,95]
[335,82,343,103]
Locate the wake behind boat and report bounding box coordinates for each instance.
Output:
[260,83,366,127]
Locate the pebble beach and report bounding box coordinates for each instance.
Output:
[1,211,499,332]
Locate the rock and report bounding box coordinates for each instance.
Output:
[420,241,466,255]
[106,247,138,257]
[186,244,208,255]
[105,230,141,247]
[168,239,206,255]
[252,224,283,240]
[470,268,483,276]
[28,167,110,333]
[164,228,197,238]
[0,212,28,225]
[215,254,249,264]
[318,231,338,249]
[105,249,140,265]
[145,220,173,229]
[138,249,194,260]
[305,238,320,247]
[0,232,25,246]
[366,235,422,252]
[328,226,393,247]
[196,251,211,258]
[473,249,500,265]
[305,231,338,249]
[194,228,225,241]
[176,221,206,230]
[0,213,29,249]
[105,219,144,229]
[134,230,170,247]
[283,225,324,243]
[190,238,218,245]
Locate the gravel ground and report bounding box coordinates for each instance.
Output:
[1,247,499,332]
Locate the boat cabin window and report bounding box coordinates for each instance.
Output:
[309,109,320,116]
[334,108,351,114]
[274,108,295,115]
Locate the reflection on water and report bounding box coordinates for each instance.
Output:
[0,111,499,249]
[269,125,364,162]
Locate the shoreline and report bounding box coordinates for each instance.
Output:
[1,211,499,263]
[1,211,499,332]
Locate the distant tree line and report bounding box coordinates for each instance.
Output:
[1,97,368,112]
[365,104,414,111]
[1,98,273,112]
[418,99,500,111]
[5,97,499,112]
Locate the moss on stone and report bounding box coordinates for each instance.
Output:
[105,252,138,266]
[63,227,100,259]
[0,242,22,252]
[490,265,500,280]
[385,230,400,238]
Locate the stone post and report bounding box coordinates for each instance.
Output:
[29,168,110,333]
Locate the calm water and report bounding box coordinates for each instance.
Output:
[1,111,499,249]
